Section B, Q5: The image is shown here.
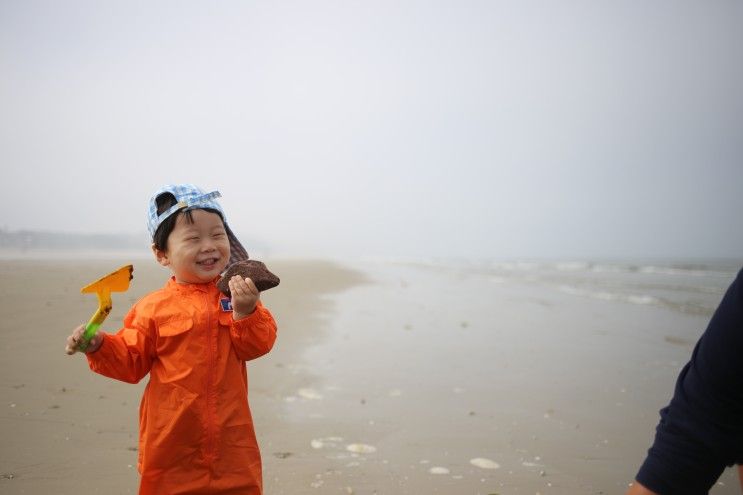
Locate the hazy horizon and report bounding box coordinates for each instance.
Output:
[2,1,742,260]
[2,226,743,268]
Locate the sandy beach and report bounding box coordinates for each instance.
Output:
[1,257,741,494]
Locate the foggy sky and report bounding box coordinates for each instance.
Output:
[2,1,742,260]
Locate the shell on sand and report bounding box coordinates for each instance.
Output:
[428,466,450,475]
[311,436,343,449]
[469,457,500,469]
[346,443,376,454]
[298,388,323,400]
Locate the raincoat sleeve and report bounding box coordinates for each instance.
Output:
[635,267,743,494]
[86,304,156,384]
[229,300,277,361]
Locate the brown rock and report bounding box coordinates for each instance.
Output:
[217,260,280,297]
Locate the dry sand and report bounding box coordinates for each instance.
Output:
[0,258,740,494]
[0,258,362,494]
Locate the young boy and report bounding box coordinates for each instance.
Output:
[65,184,277,494]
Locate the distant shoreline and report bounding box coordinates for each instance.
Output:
[0,228,272,259]
[0,248,152,261]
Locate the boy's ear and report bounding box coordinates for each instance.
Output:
[152,244,170,267]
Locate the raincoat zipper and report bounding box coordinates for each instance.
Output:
[205,290,216,465]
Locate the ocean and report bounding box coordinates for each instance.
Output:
[467,258,740,318]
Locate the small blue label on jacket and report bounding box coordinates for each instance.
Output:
[220,298,233,312]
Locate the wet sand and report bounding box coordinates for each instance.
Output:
[0,258,740,494]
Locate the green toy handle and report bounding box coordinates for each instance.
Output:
[77,321,101,352]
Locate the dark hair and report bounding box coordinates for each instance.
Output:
[152,193,223,251]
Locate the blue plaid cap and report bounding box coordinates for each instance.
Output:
[147,184,249,265]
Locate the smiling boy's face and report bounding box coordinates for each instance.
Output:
[153,209,231,284]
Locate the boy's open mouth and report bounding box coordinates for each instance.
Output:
[197,257,220,268]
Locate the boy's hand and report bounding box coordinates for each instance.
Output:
[65,324,103,355]
[229,275,259,320]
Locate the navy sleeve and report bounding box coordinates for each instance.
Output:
[636,267,743,494]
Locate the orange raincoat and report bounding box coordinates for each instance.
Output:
[87,277,277,494]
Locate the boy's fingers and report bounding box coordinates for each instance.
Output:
[244,277,258,293]
[228,276,258,302]
[229,276,256,293]
[65,325,86,355]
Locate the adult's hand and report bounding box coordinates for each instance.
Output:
[625,481,658,495]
